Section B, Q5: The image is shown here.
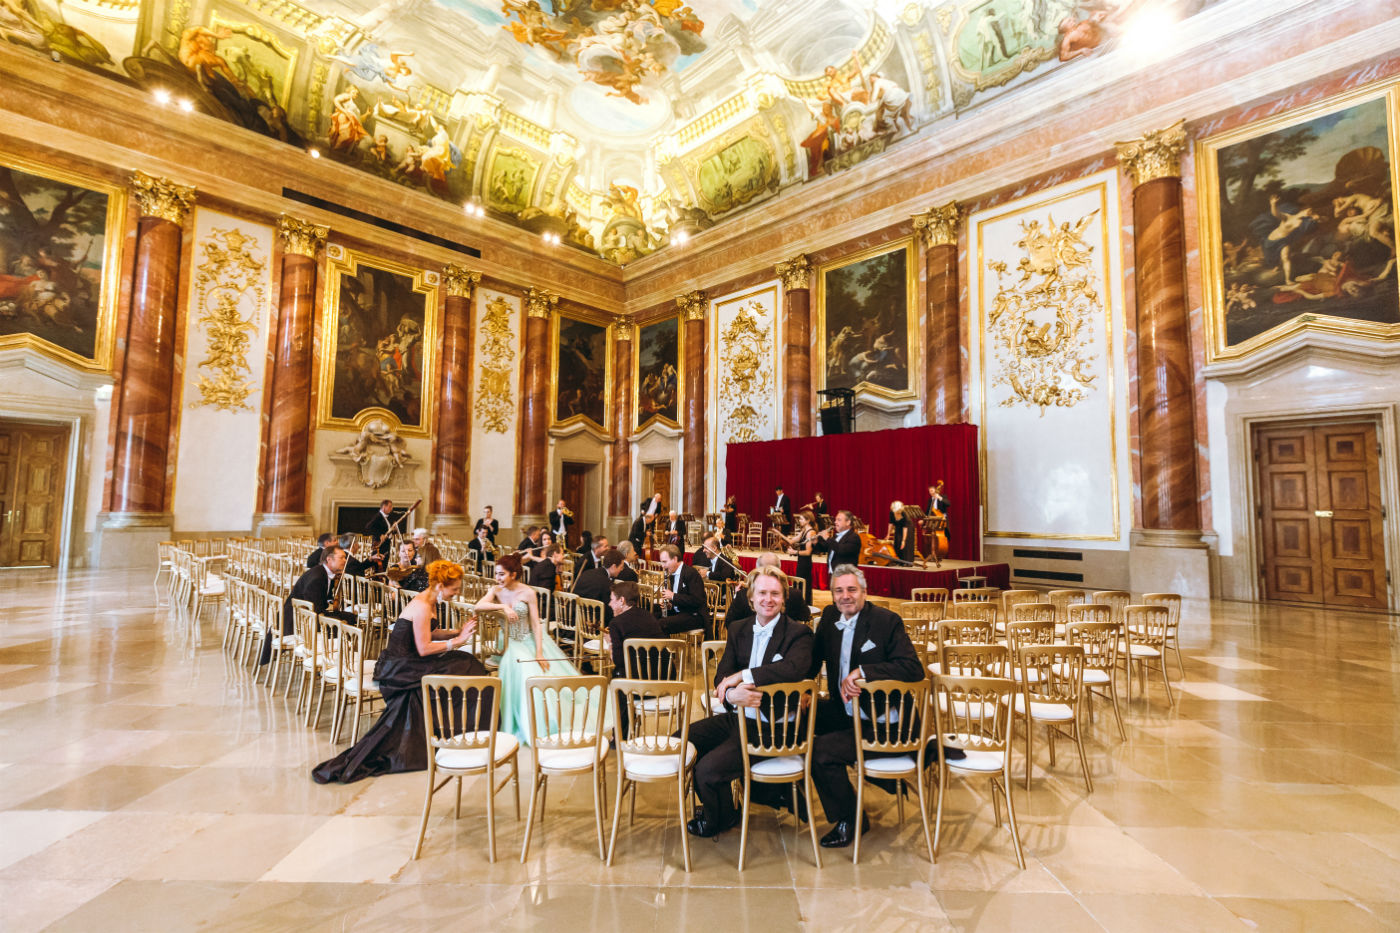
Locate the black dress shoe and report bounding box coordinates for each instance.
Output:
[819,814,871,848]
[686,810,740,838]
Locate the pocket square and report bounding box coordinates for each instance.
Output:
[772,653,783,661]
[860,639,877,652]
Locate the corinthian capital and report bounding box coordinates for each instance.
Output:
[912,201,963,248]
[277,215,328,258]
[525,286,559,318]
[1116,120,1188,187]
[131,171,195,224]
[676,289,708,321]
[442,263,482,298]
[774,255,810,291]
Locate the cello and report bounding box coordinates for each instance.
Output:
[852,514,912,567]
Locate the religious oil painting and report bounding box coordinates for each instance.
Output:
[1199,85,1400,360]
[320,249,437,437]
[0,156,125,370]
[553,313,608,429]
[817,238,917,399]
[636,314,680,429]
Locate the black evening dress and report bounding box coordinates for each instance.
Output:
[794,531,814,602]
[312,616,488,784]
[890,514,915,562]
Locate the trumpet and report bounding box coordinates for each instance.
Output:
[560,506,574,517]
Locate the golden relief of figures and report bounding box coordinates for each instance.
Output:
[475,296,517,435]
[718,297,774,444]
[190,227,266,412]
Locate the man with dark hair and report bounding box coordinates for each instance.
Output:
[695,535,737,583]
[547,499,575,544]
[772,485,793,534]
[573,547,625,622]
[604,579,666,677]
[261,544,352,665]
[307,533,334,568]
[516,525,544,565]
[814,509,861,580]
[528,543,564,591]
[364,499,398,561]
[658,544,708,637]
[337,533,380,577]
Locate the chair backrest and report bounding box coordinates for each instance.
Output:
[624,637,685,680]
[952,587,995,604]
[1047,589,1087,620]
[1019,644,1084,707]
[1068,603,1113,626]
[291,598,316,647]
[932,674,1015,754]
[525,675,608,753]
[940,642,1010,677]
[1142,592,1181,630]
[947,601,996,625]
[553,590,579,639]
[898,600,945,624]
[334,619,367,686]
[576,598,606,643]
[421,675,502,762]
[736,680,818,762]
[910,587,949,604]
[1001,589,1041,616]
[610,678,691,759]
[1009,602,1056,624]
[1005,620,1058,654]
[855,679,931,757]
[1066,620,1119,671]
[700,639,725,692]
[636,582,657,613]
[703,581,723,616]
[313,613,341,671]
[1124,604,1169,646]
[936,618,996,653]
[1092,590,1131,624]
[530,584,552,622]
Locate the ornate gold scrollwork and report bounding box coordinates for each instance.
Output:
[774,255,810,291]
[1115,120,1188,188]
[676,289,708,321]
[131,171,195,224]
[718,299,773,443]
[277,215,327,258]
[442,263,481,299]
[524,286,558,318]
[474,296,517,434]
[913,201,964,248]
[611,315,633,341]
[190,227,266,412]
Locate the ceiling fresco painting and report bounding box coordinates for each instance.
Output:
[1,0,1214,263]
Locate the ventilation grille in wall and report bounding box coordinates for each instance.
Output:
[1011,548,1085,584]
[281,188,482,258]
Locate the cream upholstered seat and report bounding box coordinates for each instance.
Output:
[435,731,520,769]
[1016,644,1092,794]
[519,675,611,862]
[607,678,696,871]
[736,680,821,870]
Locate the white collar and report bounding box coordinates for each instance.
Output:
[754,614,780,630]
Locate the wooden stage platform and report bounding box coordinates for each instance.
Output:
[712,549,1011,601]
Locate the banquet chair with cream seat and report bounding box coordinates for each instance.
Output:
[1005,601,1056,636]
[327,620,382,744]
[932,674,1024,869]
[930,619,997,676]
[552,590,579,653]
[288,600,319,707]
[1142,593,1185,677]
[519,675,611,862]
[1004,620,1058,683]
[852,679,935,864]
[938,642,1010,682]
[698,639,726,715]
[944,601,996,633]
[1015,644,1091,793]
[154,541,176,601]
[736,680,822,870]
[414,675,519,862]
[259,588,300,687]
[952,586,997,604]
[910,587,950,606]
[1065,620,1125,740]
[1000,589,1040,620]
[308,614,345,731]
[607,679,696,872]
[575,597,611,677]
[1121,605,1175,708]
[1047,589,1086,624]
[1091,590,1131,625]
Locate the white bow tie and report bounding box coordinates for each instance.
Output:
[835,617,857,632]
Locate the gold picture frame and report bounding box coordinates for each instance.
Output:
[1196,80,1400,363]
[550,308,613,433]
[634,313,681,431]
[318,248,438,437]
[0,151,126,372]
[816,237,919,401]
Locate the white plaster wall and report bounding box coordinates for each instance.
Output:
[631,421,682,512]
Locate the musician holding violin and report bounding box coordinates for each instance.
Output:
[776,509,817,601]
[385,541,429,592]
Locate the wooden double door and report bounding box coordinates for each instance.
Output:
[1255,419,1389,609]
[0,420,69,568]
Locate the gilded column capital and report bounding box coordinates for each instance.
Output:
[524,286,559,318]
[611,315,633,341]
[442,263,481,299]
[913,201,963,248]
[774,255,810,291]
[1116,120,1188,187]
[131,171,195,224]
[676,289,708,321]
[277,215,328,258]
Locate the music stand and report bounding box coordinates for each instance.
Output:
[902,504,928,568]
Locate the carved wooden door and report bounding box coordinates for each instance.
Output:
[560,463,588,548]
[649,464,671,509]
[1255,420,1387,609]
[0,421,69,567]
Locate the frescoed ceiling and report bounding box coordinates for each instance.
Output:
[3,0,1216,262]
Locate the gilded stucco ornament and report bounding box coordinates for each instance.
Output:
[677,289,708,321]
[774,255,810,291]
[335,417,411,488]
[525,286,559,319]
[189,227,266,412]
[913,202,964,248]
[131,171,195,224]
[442,264,481,299]
[718,299,773,443]
[1116,120,1188,187]
[611,315,633,341]
[277,215,327,258]
[474,296,517,434]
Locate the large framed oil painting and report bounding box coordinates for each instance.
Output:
[636,314,680,429]
[318,247,438,436]
[1198,83,1400,362]
[817,238,918,399]
[552,312,609,430]
[0,154,126,371]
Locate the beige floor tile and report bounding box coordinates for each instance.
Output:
[0,810,219,880]
[13,764,196,811]
[1243,830,1400,901]
[129,813,334,882]
[0,877,119,933]
[658,885,802,931]
[39,879,248,932]
[1077,893,1249,932]
[1215,897,1397,933]
[0,809,108,870]
[934,891,1105,932]
[798,883,955,931]
[1124,828,1342,899]
[261,814,422,883]
[1034,826,1201,895]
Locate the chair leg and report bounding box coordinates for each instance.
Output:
[737,775,752,871]
[1108,673,1126,741]
[896,779,905,825]
[916,767,934,863]
[804,773,822,868]
[1001,775,1026,870]
[1172,641,1185,679]
[592,766,606,861]
[1024,711,1034,791]
[520,771,542,863]
[1074,720,1093,795]
[486,767,497,863]
[1159,657,1175,709]
[932,765,946,861]
[852,772,864,865]
[412,765,436,859]
[677,773,691,873]
[606,774,626,866]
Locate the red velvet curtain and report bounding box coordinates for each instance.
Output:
[724,424,980,560]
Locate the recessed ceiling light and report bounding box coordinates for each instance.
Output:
[308,148,321,159]
[153,88,171,105]
[177,98,194,113]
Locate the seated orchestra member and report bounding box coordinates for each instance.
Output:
[516,525,544,563]
[307,533,334,569]
[261,544,355,665]
[547,499,574,542]
[411,528,443,566]
[603,579,666,677]
[657,544,709,637]
[386,541,429,592]
[807,565,956,849]
[338,533,379,577]
[926,481,950,526]
[815,509,862,580]
[527,543,564,591]
[725,551,811,626]
[466,526,496,564]
[576,530,594,567]
[614,541,641,582]
[695,535,738,583]
[582,536,609,572]
[664,510,685,547]
[573,547,625,622]
[721,495,739,543]
[683,566,814,837]
[473,505,499,542]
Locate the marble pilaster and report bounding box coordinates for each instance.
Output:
[914,202,964,424]
[678,290,707,515]
[775,256,811,438]
[431,264,480,535]
[517,286,557,518]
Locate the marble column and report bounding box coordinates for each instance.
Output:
[517,286,557,520]
[678,289,707,515]
[913,202,964,424]
[609,316,634,533]
[775,255,811,438]
[256,216,327,533]
[98,172,194,568]
[1117,121,1209,596]
[431,264,481,536]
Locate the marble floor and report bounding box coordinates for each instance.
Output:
[1,569,1398,932]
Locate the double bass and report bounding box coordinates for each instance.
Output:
[850,514,912,567]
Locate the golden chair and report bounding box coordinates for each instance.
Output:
[1066,620,1126,741]
[1015,644,1091,793]
[607,679,696,872]
[1047,589,1086,623]
[519,675,611,862]
[1122,605,1175,708]
[736,680,822,870]
[1091,590,1131,625]
[1142,593,1185,677]
[852,679,935,864]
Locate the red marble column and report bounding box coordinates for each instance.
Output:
[432,265,480,525]
[517,287,557,517]
[610,318,634,518]
[1119,124,1200,531]
[915,203,965,424]
[259,216,326,518]
[775,256,811,437]
[679,290,707,515]
[109,172,194,515]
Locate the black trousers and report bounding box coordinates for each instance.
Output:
[683,713,790,828]
[661,613,706,637]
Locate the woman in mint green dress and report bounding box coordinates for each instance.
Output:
[475,552,579,744]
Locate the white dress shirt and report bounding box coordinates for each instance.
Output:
[836,612,859,715]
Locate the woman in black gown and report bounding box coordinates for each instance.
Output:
[721,495,739,544]
[889,500,915,563]
[786,510,817,602]
[313,560,489,784]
